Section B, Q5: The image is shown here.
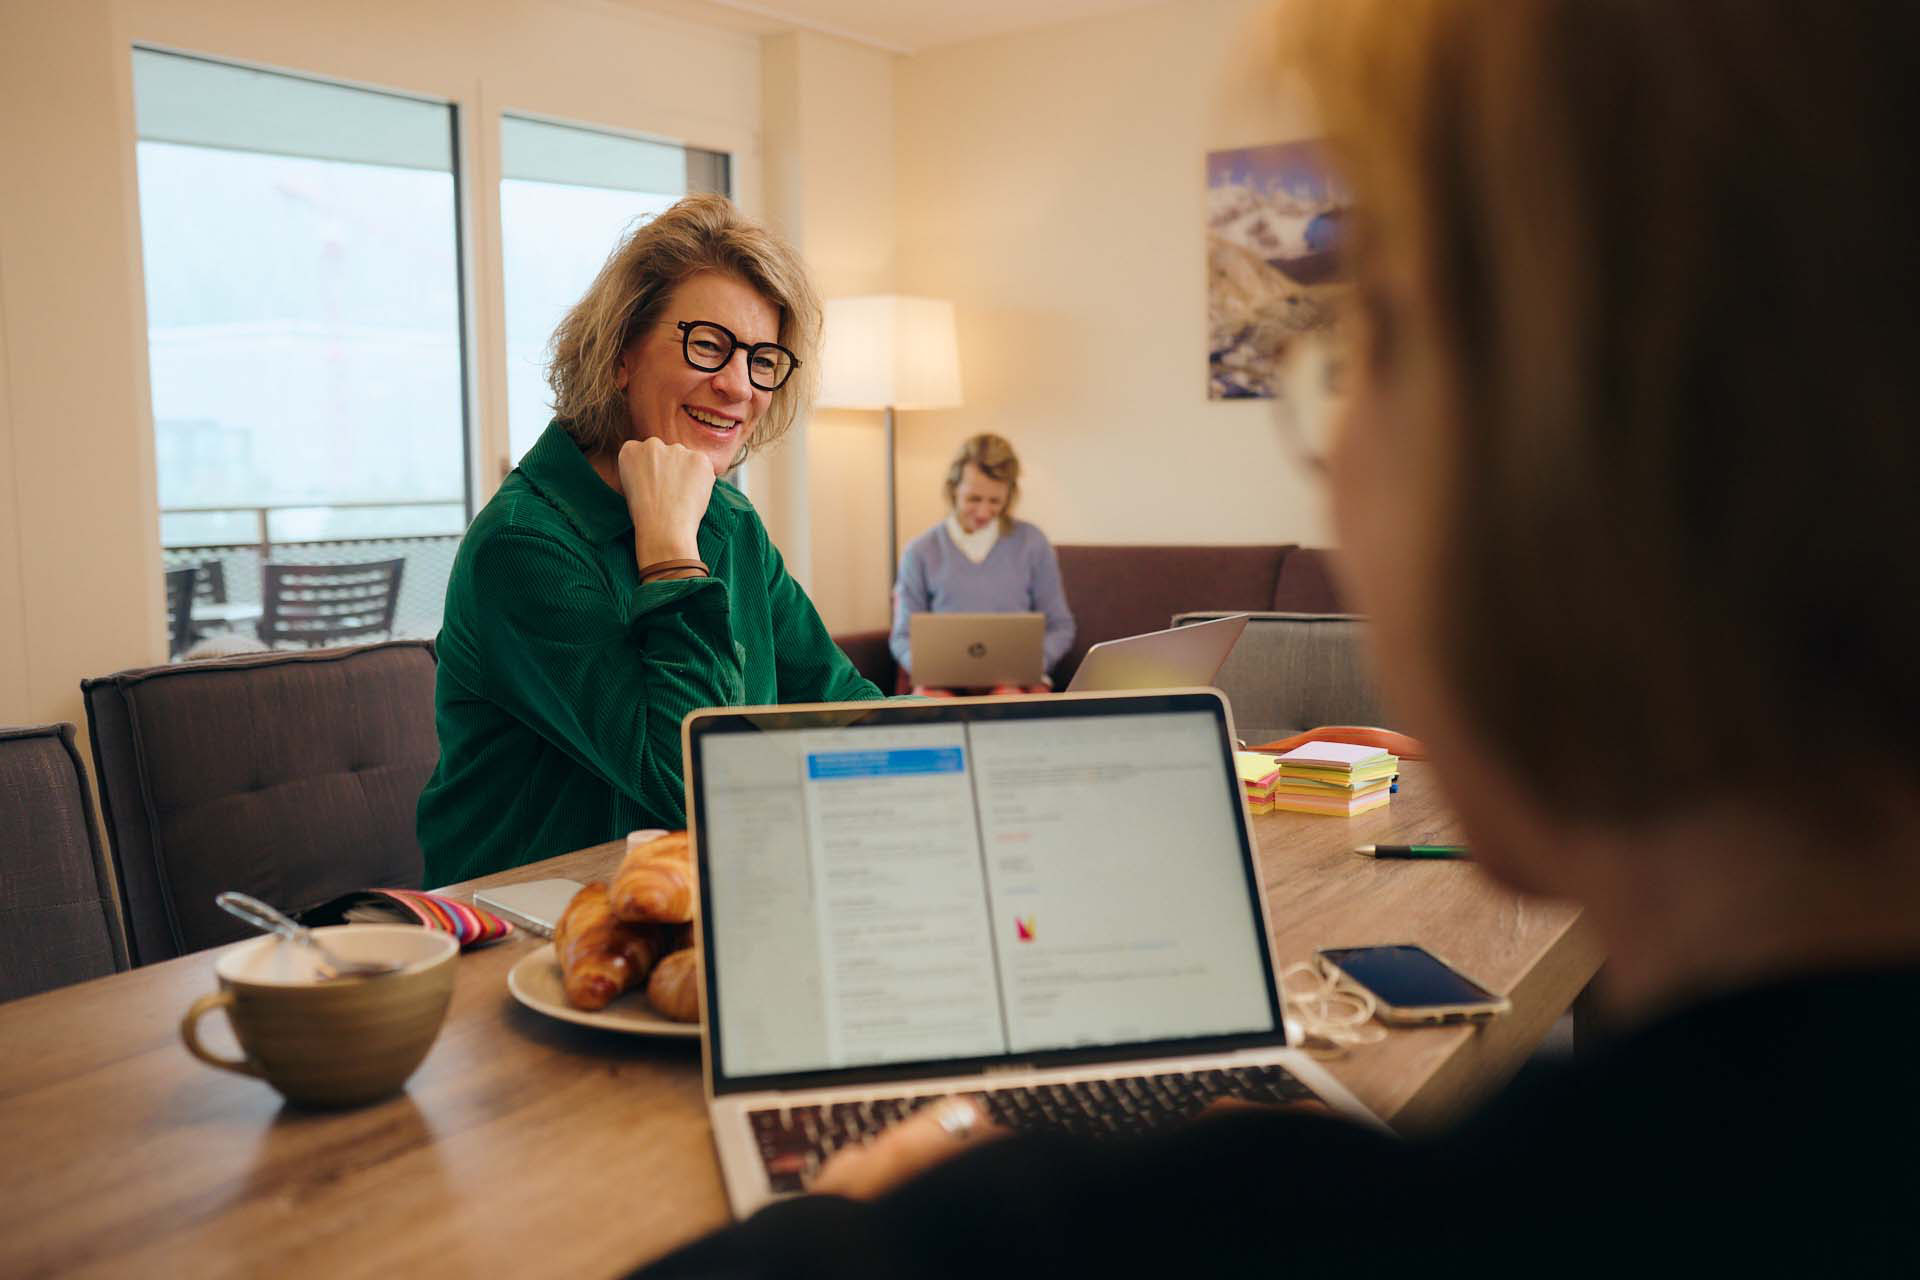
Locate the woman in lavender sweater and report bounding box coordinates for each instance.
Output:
[890,434,1075,694]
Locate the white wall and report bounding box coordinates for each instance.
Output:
[757,31,897,634]
[0,0,766,734]
[0,0,160,734]
[891,0,1330,551]
[0,0,1328,743]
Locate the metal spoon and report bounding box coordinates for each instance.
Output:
[215,891,402,980]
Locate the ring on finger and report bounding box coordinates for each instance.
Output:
[936,1097,979,1141]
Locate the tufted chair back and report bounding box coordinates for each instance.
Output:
[81,641,437,964]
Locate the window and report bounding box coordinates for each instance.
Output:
[499,115,730,463]
[131,49,468,649]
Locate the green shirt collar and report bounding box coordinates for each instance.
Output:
[519,421,633,545]
[518,419,748,546]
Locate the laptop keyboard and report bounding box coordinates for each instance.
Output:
[748,1064,1327,1193]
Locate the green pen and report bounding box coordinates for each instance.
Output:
[1354,844,1471,860]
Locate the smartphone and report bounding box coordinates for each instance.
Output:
[1317,944,1511,1025]
[473,877,586,939]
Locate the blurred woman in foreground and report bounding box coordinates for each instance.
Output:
[639,1,1920,1271]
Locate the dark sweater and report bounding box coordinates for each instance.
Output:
[636,967,1920,1276]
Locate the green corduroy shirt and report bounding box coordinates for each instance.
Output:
[417,421,883,886]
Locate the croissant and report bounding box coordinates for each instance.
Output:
[646,946,702,1023]
[610,830,696,924]
[555,882,663,1011]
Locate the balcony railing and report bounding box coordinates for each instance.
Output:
[162,500,466,645]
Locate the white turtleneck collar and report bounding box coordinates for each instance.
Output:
[944,513,1002,564]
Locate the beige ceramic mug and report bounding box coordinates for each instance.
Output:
[180,924,459,1108]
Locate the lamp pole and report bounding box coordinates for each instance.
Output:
[817,294,959,617]
[884,404,897,602]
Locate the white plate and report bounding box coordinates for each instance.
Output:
[506,943,702,1039]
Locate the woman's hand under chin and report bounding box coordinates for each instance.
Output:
[616,437,717,567]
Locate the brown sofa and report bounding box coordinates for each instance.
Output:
[835,545,1346,691]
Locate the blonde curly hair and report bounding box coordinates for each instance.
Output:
[546,193,821,462]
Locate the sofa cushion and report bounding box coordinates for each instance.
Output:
[1271,547,1347,612]
[834,545,1348,691]
[1053,545,1295,686]
[1174,611,1388,744]
[82,641,436,964]
[833,628,897,693]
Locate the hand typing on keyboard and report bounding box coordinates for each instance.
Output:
[770,1067,1326,1200]
[812,1095,1003,1201]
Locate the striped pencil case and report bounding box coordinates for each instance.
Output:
[296,888,514,949]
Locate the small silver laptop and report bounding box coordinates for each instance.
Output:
[682,688,1380,1217]
[908,611,1045,688]
[1064,612,1251,693]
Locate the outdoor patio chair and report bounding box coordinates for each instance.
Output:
[165,565,198,660]
[259,557,404,649]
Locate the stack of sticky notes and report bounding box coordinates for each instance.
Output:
[1235,751,1286,813]
[1242,742,1399,816]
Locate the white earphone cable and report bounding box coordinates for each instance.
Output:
[1280,959,1389,1059]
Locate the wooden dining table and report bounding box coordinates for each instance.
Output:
[0,761,1599,1279]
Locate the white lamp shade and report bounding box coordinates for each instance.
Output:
[817,295,964,411]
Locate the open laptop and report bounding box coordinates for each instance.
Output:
[908,611,1045,689]
[1064,612,1250,693]
[682,688,1381,1216]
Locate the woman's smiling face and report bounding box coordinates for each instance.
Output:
[616,271,779,477]
[952,464,1010,531]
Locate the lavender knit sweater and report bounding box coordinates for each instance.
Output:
[890,519,1077,677]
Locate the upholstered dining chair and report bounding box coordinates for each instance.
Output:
[80,640,437,965]
[259,558,405,649]
[0,723,129,1001]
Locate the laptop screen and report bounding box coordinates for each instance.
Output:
[688,693,1284,1091]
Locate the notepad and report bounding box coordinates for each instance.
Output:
[1239,741,1403,817]
[1276,743,1397,783]
[1235,751,1283,787]
[1274,742,1393,770]
[1241,745,1400,817]
[1264,788,1394,818]
[1269,776,1392,798]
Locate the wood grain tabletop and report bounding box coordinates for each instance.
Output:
[0,761,1596,1278]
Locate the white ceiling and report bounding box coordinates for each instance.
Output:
[628,0,1173,54]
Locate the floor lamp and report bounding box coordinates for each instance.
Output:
[816,295,964,599]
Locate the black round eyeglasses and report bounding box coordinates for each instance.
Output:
[672,320,800,392]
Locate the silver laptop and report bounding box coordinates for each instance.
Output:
[1064,612,1251,693]
[682,688,1380,1217]
[908,611,1045,688]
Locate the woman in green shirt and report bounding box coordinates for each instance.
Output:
[418,195,883,885]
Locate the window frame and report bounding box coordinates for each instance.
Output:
[121,20,757,522]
